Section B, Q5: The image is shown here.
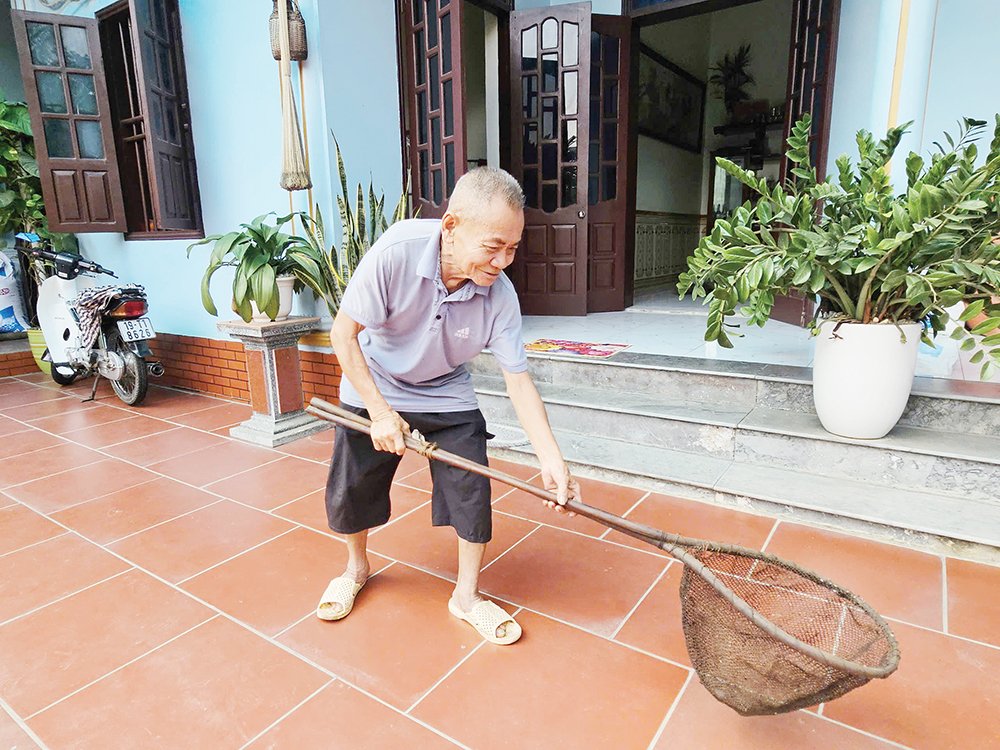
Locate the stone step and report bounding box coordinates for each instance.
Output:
[486,427,1000,562]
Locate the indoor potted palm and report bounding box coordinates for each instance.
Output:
[678,114,1000,439]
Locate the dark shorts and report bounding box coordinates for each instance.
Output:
[325,404,493,543]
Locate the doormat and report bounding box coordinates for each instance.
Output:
[524,339,630,359]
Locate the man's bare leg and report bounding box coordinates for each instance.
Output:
[450,537,511,639]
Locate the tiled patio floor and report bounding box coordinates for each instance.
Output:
[2,373,1000,749]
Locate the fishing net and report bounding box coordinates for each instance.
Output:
[677,543,900,716]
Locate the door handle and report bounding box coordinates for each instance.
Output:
[577,210,586,219]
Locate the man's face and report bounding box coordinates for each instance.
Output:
[444,198,525,287]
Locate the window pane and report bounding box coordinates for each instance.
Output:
[417,90,427,144]
[35,72,67,114]
[419,149,430,199]
[441,13,452,74]
[59,25,91,69]
[562,71,578,115]
[26,23,59,67]
[440,0,449,5]
[602,122,617,161]
[150,95,164,139]
[429,54,440,111]
[541,18,557,49]
[563,23,579,66]
[153,0,169,35]
[542,97,557,140]
[561,166,577,207]
[75,120,103,158]
[542,142,557,181]
[542,53,558,92]
[589,143,599,173]
[603,80,618,119]
[589,175,599,205]
[158,43,174,92]
[522,75,538,119]
[523,122,538,164]
[591,31,601,64]
[589,102,600,136]
[542,182,557,213]
[415,30,425,86]
[445,142,455,196]
[68,73,97,115]
[562,119,577,162]
[165,102,179,143]
[603,36,619,75]
[443,78,453,137]
[414,0,422,25]
[524,168,538,208]
[426,0,438,47]
[433,168,442,204]
[521,27,537,71]
[431,116,441,163]
[603,165,617,201]
[43,118,73,158]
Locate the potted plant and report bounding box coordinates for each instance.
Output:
[709,44,754,122]
[678,114,1000,439]
[187,212,325,323]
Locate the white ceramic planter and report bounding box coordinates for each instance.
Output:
[812,320,922,439]
[251,274,295,321]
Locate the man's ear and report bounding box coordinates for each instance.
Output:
[441,211,459,241]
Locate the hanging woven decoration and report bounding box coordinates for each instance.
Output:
[276,0,311,191]
[269,0,307,61]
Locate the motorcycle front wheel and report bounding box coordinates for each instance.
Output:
[105,328,148,405]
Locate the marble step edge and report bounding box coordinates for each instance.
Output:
[486,425,1000,563]
[474,375,1000,468]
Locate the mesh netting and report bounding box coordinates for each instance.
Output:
[678,545,899,716]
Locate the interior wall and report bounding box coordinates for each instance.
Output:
[464,4,489,166]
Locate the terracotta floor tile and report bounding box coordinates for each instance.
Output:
[0,443,105,490]
[492,474,647,537]
[5,458,159,514]
[0,708,41,750]
[613,562,690,665]
[183,527,393,637]
[108,500,294,583]
[20,402,133,434]
[118,387,228,419]
[0,568,212,717]
[278,563,483,710]
[822,620,1000,748]
[275,433,334,462]
[51,477,219,544]
[245,680,458,750]
[764,523,943,630]
[946,557,1000,648]
[655,682,900,749]
[29,616,328,750]
[1,395,100,422]
[147,439,282,487]
[0,534,130,623]
[0,414,31,437]
[272,489,332,534]
[412,610,689,750]
[0,504,66,556]
[479,524,669,637]
[100,426,228,466]
[0,491,14,509]
[368,502,539,580]
[607,492,777,558]
[61,414,175,449]
[0,386,69,409]
[204,456,330,510]
[0,428,65,459]
[395,466,433,491]
[169,402,253,432]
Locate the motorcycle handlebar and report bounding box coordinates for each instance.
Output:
[19,245,116,278]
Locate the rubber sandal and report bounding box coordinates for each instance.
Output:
[316,576,366,621]
[448,598,522,645]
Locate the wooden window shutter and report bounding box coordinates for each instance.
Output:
[11,10,127,233]
[128,0,202,232]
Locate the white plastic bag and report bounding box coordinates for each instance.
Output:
[0,252,30,333]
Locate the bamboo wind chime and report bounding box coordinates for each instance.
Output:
[277,0,311,192]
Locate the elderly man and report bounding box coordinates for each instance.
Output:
[317,166,580,645]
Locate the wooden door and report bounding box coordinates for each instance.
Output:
[11,11,127,233]
[509,5,591,316]
[401,0,468,219]
[586,14,635,312]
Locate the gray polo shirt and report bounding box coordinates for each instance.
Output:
[338,218,528,412]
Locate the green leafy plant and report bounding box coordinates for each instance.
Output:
[186,212,321,322]
[708,44,754,118]
[289,132,411,317]
[0,93,44,238]
[678,113,1000,379]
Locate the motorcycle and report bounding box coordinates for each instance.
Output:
[16,232,163,406]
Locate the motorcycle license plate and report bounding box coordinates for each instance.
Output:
[117,317,156,342]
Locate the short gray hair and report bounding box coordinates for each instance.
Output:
[447,167,525,221]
